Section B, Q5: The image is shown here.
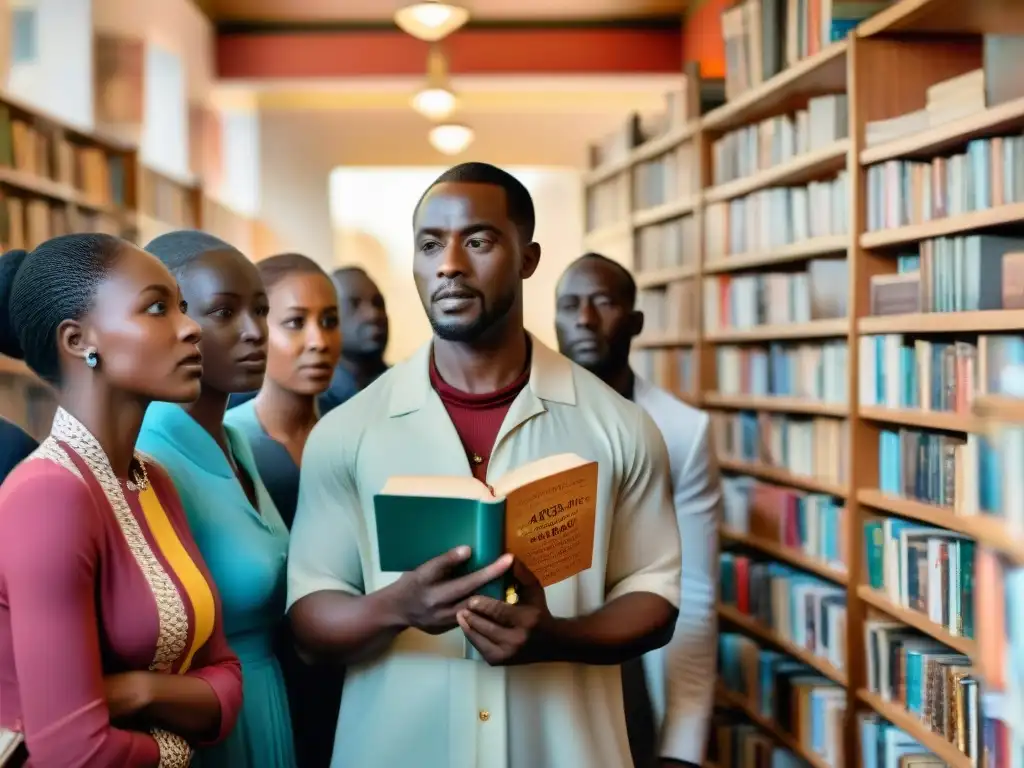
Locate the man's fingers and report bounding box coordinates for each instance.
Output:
[435,553,513,604]
[512,558,542,589]
[460,606,517,641]
[457,611,506,660]
[418,545,472,582]
[465,596,515,626]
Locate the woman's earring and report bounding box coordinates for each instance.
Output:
[84,347,99,369]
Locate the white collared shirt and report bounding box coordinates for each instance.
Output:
[633,376,721,763]
[287,336,682,768]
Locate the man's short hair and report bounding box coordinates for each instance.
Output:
[413,162,536,243]
[563,252,637,308]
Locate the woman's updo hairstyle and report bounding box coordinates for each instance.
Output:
[0,234,127,385]
[255,252,328,293]
[145,230,243,276]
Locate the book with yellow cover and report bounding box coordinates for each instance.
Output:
[374,453,598,601]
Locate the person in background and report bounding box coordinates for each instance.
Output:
[0,236,242,766]
[319,266,389,414]
[0,250,39,481]
[137,231,297,768]
[287,162,682,768]
[225,252,344,768]
[554,252,721,768]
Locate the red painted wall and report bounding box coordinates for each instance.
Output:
[683,0,728,78]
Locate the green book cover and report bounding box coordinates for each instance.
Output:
[374,494,507,601]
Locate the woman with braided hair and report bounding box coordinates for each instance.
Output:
[0,234,244,767]
[137,231,297,768]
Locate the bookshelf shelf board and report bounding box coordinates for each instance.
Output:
[721,528,849,584]
[973,394,1024,424]
[860,203,1024,248]
[856,0,1024,37]
[860,95,1024,165]
[705,318,849,343]
[632,195,700,228]
[719,457,848,497]
[0,166,124,216]
[633,331,697,348]
[635,264,698,288]
[581,156,632,187]
[629,120,700,164]
[705,392,848,417]
[857,690,972,768]
[857,489,1024,564]
[715,686,832,768]
[702,42,848,134]
[705,140,851,204]
[858,406,980,433]
[857,586,977,657]
[858,309,1024,335]
[702,236,849,274]
[582,221,631,249]
[717,603,849,685]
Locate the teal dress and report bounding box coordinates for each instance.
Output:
[138,402,297,768]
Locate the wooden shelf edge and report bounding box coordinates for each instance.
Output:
[719,458,848,497]
[703,42,849,132]
[702,236,849,274]
[632,195,700,228]
[720,528,849,584]
[860,203,1024,248]
[635,264,698,288]
[857,690,972,768]
[706,318,850,343]
[633,332,697,348]
[857,586,976,657]
[857,406,980,433]
[705,140,850,204]
[858,309,1024,335]
[706,392,848,416]
[715,685,832,768]
[629,121,699,164]
[582,156,632,187]
[717,604,849,686]
[860,95,1024,165]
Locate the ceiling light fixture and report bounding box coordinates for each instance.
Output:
[394,1,470,42]
[411,45,458,120]
[429,123,474,155]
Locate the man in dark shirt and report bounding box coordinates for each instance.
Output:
[0,417,37,482]
[321,267,390,414]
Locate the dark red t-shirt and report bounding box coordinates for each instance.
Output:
[429,357,529,482]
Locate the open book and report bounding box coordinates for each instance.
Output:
[374,453,598,600]
[0,728,24,767]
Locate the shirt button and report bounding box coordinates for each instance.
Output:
[478,710,490,722]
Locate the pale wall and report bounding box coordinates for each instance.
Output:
[330,166,584,364]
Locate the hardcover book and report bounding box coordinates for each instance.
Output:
[374,453,598,600]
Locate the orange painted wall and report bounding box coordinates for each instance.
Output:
[683,0,728,79]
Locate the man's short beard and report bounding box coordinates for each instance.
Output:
[428,289,515,343]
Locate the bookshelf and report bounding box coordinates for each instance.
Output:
[582,0,1024,765]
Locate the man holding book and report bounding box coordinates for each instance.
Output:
[287,162,682,768]
[555,253,721,768]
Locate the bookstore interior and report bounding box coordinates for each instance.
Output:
[583,0,1024,765]
[0,0,1023,766]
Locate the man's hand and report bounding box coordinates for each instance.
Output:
[390,547,514,635]
[457,559,554,665]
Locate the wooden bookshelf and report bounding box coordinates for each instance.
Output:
[580,2,1024,765]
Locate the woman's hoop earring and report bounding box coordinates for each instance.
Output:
[84,348,99,369]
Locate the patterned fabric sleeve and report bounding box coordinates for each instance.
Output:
[151,729,192,767]
[0,457,163,767]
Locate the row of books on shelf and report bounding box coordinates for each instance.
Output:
[715,340,849,404]
[634,214,698,273]
[720,0,890,102]
[718,631,846,765]
[869,236,1024,318]
[630,347,695,394]
[586,84,698,170]
[720,553,848,671]
[723,475,848,574]
[712,94,848,186]
[715,412,849,487]
[865,133,1024,232]
[704,171,850,257]
[0,191,132,251]
[858,333,1023,411]
[703,258,848,334]
[639,282,698,337]
[708,713,809,768]
[634,144,698,210]
[876,425,1021,522]
[585,174,629,233]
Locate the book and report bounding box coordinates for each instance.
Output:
[0,728,25,767]
[374,453,598,601]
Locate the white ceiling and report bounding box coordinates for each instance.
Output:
[204,0,687,22]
